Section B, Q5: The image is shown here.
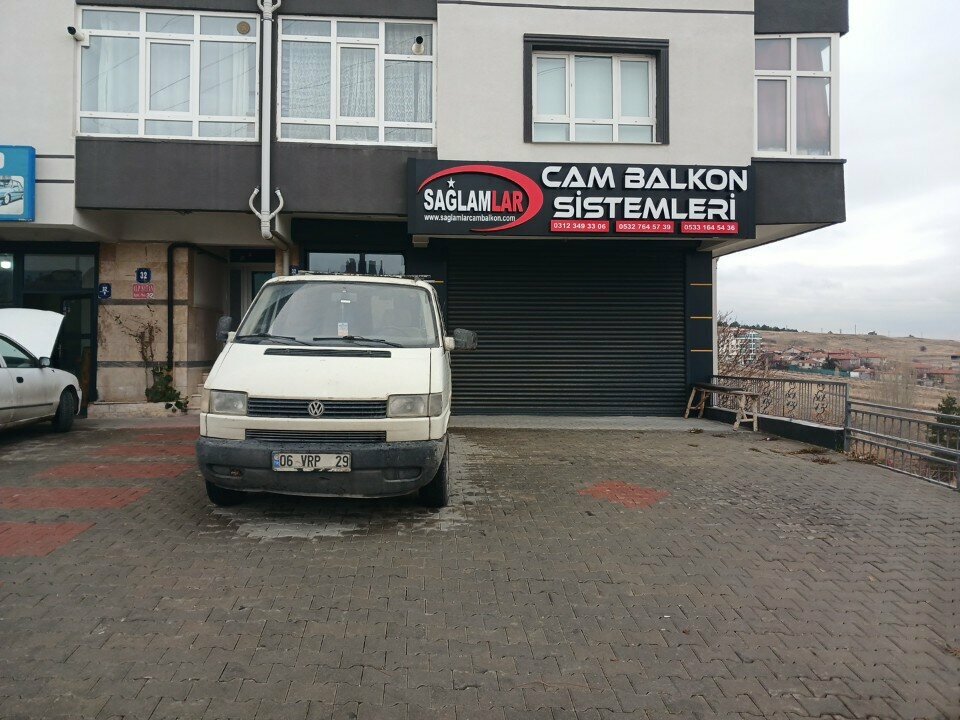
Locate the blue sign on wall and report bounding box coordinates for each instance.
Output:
[98,283,112,300]
[136,268,151,283]
[0,146,36,223]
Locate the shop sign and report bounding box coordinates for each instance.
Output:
[407,159,755,239]
[133,283,156,299]
[0,145,36,223]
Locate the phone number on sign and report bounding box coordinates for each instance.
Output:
[681,222,740,235]
[615,221,676,234]
[550,220,611,233]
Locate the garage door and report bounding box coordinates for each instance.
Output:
[447,241,687,415]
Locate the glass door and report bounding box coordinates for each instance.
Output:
[58,295,94,409]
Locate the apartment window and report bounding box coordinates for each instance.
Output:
[278,18,436,145]
[524,35,668,145]
[78,8,259,141]
[755,34,838,157]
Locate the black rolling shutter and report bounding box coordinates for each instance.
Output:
[447,241,687,415]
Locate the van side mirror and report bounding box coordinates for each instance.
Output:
[216,315,233,343]
[38,357,51,368]
[452,328,478,351]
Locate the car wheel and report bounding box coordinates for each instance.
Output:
[205,481,246,507]
[51,390,76,433]
[419,440,449,509]
[1,194,8,206]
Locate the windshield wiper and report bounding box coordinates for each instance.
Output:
[236,333,310,346]
[312,335,403,348]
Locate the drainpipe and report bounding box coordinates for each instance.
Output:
[250,0,290,274]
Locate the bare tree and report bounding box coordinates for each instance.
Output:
[717,312,768,377]
[870,353,918,408]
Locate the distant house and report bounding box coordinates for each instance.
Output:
[924,369,959,386]
[827,352,858,371]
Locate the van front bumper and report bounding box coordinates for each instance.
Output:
[196,436,446,498]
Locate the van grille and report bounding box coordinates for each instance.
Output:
[245,429,386,444]
[247,398,387,419]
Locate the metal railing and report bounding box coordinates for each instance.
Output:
[846,401,960,489]
[712,374,848,427]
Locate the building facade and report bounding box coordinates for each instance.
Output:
[0,0,848,415]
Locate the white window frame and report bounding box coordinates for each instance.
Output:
[76,7,260,142]
[531,51,657,144]
[754,33,840,158]
[277,17,437,146]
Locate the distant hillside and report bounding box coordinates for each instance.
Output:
[759,330,960,362]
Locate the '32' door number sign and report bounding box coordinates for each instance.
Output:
[136,268,151,283]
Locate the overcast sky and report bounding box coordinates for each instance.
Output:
[718,0,960,340]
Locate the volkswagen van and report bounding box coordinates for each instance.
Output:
[196,274,476,508]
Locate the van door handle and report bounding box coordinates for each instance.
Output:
[16,377,23,383]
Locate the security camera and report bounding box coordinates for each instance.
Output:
[412,35,425,55]
[67,26,89,46]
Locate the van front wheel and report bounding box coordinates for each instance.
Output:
[419,441,449,509]
[205,481,246,507]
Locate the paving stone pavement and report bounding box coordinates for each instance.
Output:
[0,418,957,720]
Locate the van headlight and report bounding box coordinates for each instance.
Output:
[388,393,443,418]
[208,390,247,415]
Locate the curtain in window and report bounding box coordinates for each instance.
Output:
[797,77,830,155]
[281,41,331,119]
[200,41,256,117]
[757,79,787,152]
[81,36,140,113]
[384,61,431,122]
[340,47,376,118]
[574,56,613,119]
[149,43,191,112]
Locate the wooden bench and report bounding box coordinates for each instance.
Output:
[684,382,759,431]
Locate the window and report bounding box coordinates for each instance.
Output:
[0,337,34,369]
[524,35,668,145]
[755,34,838,157]
[0,254,13,305]
[24,254,96,291]
[237,281,438,348]
[278,18,436,145]
[78,8,259,140]
[308,252,405,276]
[532,52,655,143]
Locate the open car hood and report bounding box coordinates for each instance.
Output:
[0,308,64,359]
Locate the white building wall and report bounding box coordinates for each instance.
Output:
[0,0,81,229]
[436,0,755,167]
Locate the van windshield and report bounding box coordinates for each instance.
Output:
[236,281,439,348]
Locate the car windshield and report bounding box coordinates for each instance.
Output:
[236,280,439,348]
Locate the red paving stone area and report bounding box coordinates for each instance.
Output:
[0,522,94,557]
[134,430,200,442]
[32,462,193,481]
[0,487,151,509]
[579,481,670,508]
[93,443,196,458]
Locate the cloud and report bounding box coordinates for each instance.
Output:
[720,0,960,339]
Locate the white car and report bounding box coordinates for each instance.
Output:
[0,309,82,433]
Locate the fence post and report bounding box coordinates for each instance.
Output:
[842,384,851,453]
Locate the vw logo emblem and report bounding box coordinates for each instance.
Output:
[307,400,325,417]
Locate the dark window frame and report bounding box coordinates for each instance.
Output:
[523,34,670,145]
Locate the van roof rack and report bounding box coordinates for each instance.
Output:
[287,271,433,281]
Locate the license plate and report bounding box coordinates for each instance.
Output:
[272,452,351,472]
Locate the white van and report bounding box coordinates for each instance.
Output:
[196,274,476,508]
